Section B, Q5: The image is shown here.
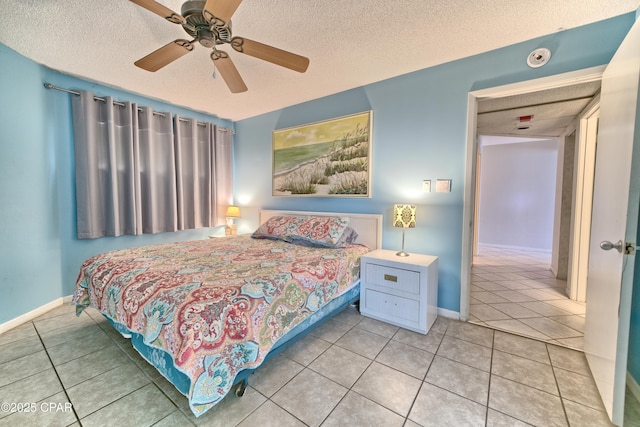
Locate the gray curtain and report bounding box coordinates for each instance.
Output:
[175,116,216,229]
[214,126,233,225]
[72,91,232,238]
[138,107,178,234]
[72,92,137,238]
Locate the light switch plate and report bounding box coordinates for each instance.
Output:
[422,180,431,192]
[436,179,452,192]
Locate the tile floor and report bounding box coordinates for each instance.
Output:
[0,301,621,427]
[469,245,586,350]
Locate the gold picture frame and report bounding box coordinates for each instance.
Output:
[272,111,372,197]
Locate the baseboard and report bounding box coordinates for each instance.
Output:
[438,307,460,320]
[477,243,551,254]
[0,295,73,335]
[628,371,640,403]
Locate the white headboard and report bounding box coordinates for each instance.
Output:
[258,210,383,250]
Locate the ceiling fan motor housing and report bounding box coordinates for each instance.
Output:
[181,0,231,46]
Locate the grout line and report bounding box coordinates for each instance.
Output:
[129,352,193,424]
[403,321,448,424]
[264,396,307,426]
[149,409,195,426]
[77,382,155,421]
[32,321,82,425]
[485,331,496,425]
[547,342,572,426]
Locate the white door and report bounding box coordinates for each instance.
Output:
[583,17,640,426]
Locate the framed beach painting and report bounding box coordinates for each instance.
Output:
[272,111,372,197]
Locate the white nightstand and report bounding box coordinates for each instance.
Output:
[359,249,438,334]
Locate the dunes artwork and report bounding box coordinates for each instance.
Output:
[272,111,372,197]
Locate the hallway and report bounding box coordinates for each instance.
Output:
[468,245,585,350]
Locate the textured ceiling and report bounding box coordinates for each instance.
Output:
[0,1,636,121]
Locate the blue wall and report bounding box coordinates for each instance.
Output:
[0,43,232,323]
[0,44,62,321]
[234,13,636,314]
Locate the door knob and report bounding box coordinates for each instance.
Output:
[600,240,623,253]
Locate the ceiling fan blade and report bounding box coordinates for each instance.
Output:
[203,0,242,26]
[129,0,185,24]
[230,37,309,73]
[211,51,248,93]
[135,40,194,72]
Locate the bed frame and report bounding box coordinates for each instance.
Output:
[128,209,383,407]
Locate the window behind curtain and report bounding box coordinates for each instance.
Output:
[71,90,232,239]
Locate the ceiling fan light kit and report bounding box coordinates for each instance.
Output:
[130,0,309,93]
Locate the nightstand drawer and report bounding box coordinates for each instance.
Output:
[364,289,420,323]
[365,263,420,294]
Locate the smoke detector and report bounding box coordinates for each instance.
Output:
[527,48,551,68]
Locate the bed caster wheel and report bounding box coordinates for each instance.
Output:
[234,380,247,397]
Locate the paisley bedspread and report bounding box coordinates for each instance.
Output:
[72,235,368,416]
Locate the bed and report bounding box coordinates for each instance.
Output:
[72,210,382,417]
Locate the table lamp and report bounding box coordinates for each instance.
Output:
[225,205,240,235]
[393,204,416,257]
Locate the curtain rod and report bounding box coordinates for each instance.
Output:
[43,83,233,132]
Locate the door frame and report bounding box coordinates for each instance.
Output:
[568,100,600,302]
[460,65,606,321]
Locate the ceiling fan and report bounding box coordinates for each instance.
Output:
[130,0,310,93]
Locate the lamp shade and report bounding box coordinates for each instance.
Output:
[393,204,416,228]
[225,206,241,218]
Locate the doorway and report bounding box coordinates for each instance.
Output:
[460,66,607,342]
[470,132,589,348]
[462,19,640,423]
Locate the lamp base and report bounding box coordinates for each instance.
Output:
[225,218,237,236]
[396,229,410,256]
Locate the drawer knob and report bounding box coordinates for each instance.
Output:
[384,274,398,282]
